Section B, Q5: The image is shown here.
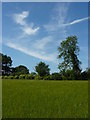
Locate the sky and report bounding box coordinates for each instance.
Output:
[2,2,88,73]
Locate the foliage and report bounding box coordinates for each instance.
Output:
[50,73,62,80]
[87,68,90,79]
[0,35,88,81]
[8,76,14,79]
[13,65,29,75]
[80,70,87,80]
[35,62,50,77]
[62,76,67,80]
[44,75,51,80]
[61,69,74,80]
[19,75,25,79]
[1,53,12,75]
[25,74,34,80]
[35,74,43,80]
[30,72,36,77]
[0,53,2,75]
[58,36,81,79]
[3,76,8,79]
[14,75,19,79]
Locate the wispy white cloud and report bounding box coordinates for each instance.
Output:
[22,26,40,36]
[33,36,53,50]
[5,10,57,63]
[64,17,88,26]
[44,3,69,33]
[5,5,88,64]
[13,11,29,26]
[44,3,88,34]
[6,42,57,62]
[13,11,40,36]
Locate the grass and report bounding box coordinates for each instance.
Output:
[2,79,88,118]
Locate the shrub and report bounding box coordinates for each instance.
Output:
[81,71,88,80]
[2,76,4,79]
[51,73,62,80]
[25,75,29,79]
[4,76,8,79]
[31,72,36,77]
[0,76,2,79]
[19,75,25,79]
[25,74,34,80]
[62,76,67,80]
[66,70,75,80]
[44,75,51,80]
[14,75,19,79]
[35,75,43,80]
[8,76,14,79]
[60,70,74,80]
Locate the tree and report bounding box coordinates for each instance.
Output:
[62,69,74,80]
[12,65,29,75]
[81,70,88,80]
[31,72,36,77]
[86,68,90,79]
[0,53,2,75]
[58,36,81,79]
[1,53,12,75]
[35,62,50,77]
[51,73,62,80]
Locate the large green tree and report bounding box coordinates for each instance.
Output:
[1,53,12,75]
[35,62,50,77]
[58,36,81,79]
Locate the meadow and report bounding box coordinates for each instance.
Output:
[2,80,88,118]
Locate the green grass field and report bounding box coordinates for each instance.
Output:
[2,80,88,118]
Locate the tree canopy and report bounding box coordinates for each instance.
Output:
[35,62,50,77]
[12,65,29,75]
[1,53,12,75]
[58,36,81,79]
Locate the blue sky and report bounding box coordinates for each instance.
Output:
[2,2,88,73]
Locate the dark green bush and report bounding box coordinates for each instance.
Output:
[19,75,25,79]
[8,76,14,79]
[60,70,74,80]
[44,75,51,80]
[1,76,4,79]
[14,75,19,79]
[4,76,8,79]
[35,75,43,80]
[25,74,34,80]
[50,73,62,80]
[0,76,2,79]
[31,72,36,77]
[62,76,67,80]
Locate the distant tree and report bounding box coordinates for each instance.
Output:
[35,62,50,77]
[44,75,51,80]
[51,73,62,80]
[13,65,29,75]
[86,68,90,79]
[1,53,12,75]
[0,53,2,75]
[58,36,81,79]
[81,70,88,80]
[11,67,16,76]
[31,72,36,77]
[61,69,74,80]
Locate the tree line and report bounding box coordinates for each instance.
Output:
[0,35,90,80]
